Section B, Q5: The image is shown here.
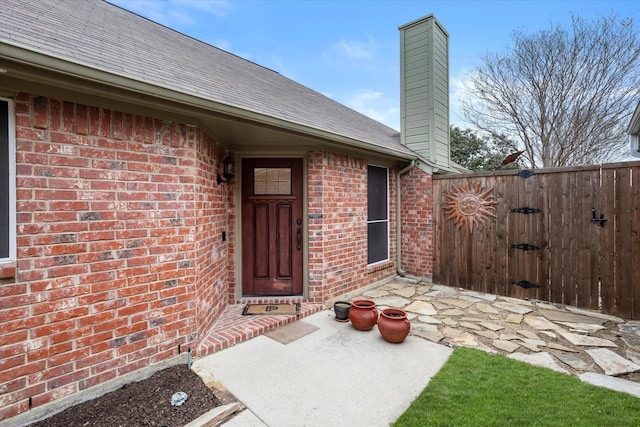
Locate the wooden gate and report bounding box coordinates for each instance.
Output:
[433,161,640,320]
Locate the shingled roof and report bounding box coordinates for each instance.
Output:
[0,0,417,158]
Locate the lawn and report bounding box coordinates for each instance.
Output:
[394,347,640,427]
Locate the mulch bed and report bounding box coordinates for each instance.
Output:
[28,364,222,427]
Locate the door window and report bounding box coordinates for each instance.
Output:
[254,168,291,195]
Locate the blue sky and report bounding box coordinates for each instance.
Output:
[109,0,640,131]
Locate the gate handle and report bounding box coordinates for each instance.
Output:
[591,208,607,227]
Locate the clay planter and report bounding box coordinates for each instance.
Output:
[333,301,352,322]
[377,308,410,343]
[349,299,378,331]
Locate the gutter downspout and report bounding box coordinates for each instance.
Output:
[396,160,415,277]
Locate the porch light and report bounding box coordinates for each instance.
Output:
[217,154,235,185]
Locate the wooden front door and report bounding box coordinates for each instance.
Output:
[241,158,303,296]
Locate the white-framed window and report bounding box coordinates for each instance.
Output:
[630,134,640,158]
[367,165,389,265]
[1,97,16,262]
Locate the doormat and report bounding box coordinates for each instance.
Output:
[264,321,319,344]
[242,303,301,316]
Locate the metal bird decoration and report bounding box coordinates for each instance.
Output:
[501,150,524,166]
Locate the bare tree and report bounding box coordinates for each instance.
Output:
[460,14,640,168]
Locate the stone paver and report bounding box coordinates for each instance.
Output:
[493,340,520,353]
[517,330,541,340]
[555,353,593,371]
[442,326,465,338]
[505,314,524,324]
[362,289,388,298]
[509,352,569,374]
[417,315,442,324]
[416,285,432,294]
[441,318,458,327]
[556,322,606,333]
[627,349,640,365]
[429,285,459,295]
[440,298,476,309]
[620,322,640,349]
[500,296,534,306]
[411,323,445,343]
[391,287,416,298]
[493,301,533,314]
[476,303,499,314]
[521,338,546,348]
[539,331,557,340]
[558,331,618,348]
[540,309,605,325]
[545,342,578,353]
[432,301,451,310]
[524,316,564,331]
[479,322,505,332]
[476,330,499,340]
[461,291,497,302]
[372,296,411,308]
[459,321,482,331]
[441,308,466,316]
[566,306,625,323]
[518,340,542,352]
[404,301,437,316]
[580,373,640,398]
[586,348,640,376]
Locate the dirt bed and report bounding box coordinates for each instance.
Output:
[28,364,221,427]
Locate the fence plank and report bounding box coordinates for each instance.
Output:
[599,168,616,315]
[574,169,598,310]
[631,167,640,319]
[537,172,550,301]
[493,175,509,296]
[615,168,633,318]
[586,169,601,310]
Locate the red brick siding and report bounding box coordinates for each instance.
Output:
[0,93,232,421]
[399,168,433,278]
[307,152,397,302]
[1,94,435,422]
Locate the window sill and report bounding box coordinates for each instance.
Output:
[0,262,16,279]
[367,261,394,274]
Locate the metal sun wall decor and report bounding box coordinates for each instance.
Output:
[443,180,498,233]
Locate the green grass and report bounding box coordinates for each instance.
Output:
[394,347,640,427]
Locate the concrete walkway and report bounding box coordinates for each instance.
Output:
[192,278,640,426]
[193,309,452,426]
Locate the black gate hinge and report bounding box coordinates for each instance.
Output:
[516,169,535,179]
[511,207,541,214]
[513,280,540,289]
[511,243,541,251]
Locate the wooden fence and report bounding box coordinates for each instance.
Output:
[433,161,640,320]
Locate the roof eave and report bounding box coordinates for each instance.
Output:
[1,43,414,161]
[628,100,640,135]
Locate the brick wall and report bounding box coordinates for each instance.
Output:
[399,167,434,278]
[0,93,232,421]
[0,94,434,422]
[307,151,397,302]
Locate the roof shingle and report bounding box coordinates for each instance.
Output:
[0,0,414,157]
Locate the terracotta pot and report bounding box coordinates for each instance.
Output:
[378,308,410,343]
[333,301,351,322]
[349,300,378,331]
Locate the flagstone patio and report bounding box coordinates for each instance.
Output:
[353,278,640,385]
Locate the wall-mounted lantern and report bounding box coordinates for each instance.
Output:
[217,154,235,185]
